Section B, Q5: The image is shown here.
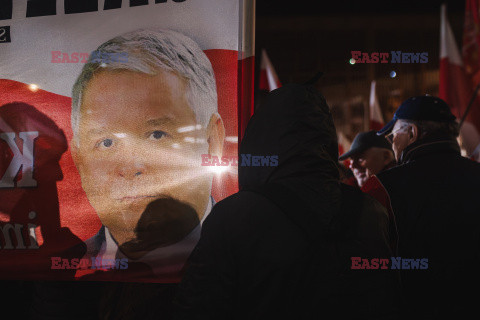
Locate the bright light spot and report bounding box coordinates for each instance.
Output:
[178,125,196,133]
[208,165,229,174]
[171,143,180,149]
[349,58,356,65]
[178,125,203,133]
[114,133,126,138]
[225,136,238,143]
[29,84,39,92]
[100,63,107,68]
[390,71,397,78]
[184,137,207,144]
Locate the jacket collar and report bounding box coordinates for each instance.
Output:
[381,160,396,172]
[399,136,460,165]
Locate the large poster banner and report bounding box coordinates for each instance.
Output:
[0,0,254,283]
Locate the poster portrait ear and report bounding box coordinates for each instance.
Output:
[207,112,225,158]
[70,140,80,170]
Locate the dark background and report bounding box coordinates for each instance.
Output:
[255,0,468,138]
[255,0,465,83]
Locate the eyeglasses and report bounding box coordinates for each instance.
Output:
[385,124,410,144]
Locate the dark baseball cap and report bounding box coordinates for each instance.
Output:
[377,95,456,135]
[339,130,392,161]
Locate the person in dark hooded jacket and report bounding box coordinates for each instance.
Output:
[174,83,399,319]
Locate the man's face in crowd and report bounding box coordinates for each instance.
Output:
[349,147,392,187]
[73,69,223,245]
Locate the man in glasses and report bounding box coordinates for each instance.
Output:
[339,130,395,188]
[376,95,480,319]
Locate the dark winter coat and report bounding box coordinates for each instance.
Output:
[378,136,480,319]
[174,84,400,319]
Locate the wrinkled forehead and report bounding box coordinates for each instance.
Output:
[80,70,194,118]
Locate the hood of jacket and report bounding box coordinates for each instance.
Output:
[238,84,342,228]
[239,84,339,189]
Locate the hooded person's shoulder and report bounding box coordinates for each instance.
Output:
[204,191,281,228]
[204,185,389,239]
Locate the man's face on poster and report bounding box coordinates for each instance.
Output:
[73,69,223,246]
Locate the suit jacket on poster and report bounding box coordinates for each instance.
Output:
[79,196,215,281]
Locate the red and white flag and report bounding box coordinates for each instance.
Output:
[439,3,480,161]
[439,3,470,117]
[369,80,384,131]
[259,49,281,91]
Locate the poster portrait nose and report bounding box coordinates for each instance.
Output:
[114,155,146,179]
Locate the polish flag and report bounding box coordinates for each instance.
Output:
[259,49,281,91]
[369,81,384,131]
[439,4,480,161]
[439,4,472,120]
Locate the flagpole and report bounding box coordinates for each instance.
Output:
[459,83,480,128]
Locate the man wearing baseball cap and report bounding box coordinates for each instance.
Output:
[376,95,480,319]
[339,130,395,188]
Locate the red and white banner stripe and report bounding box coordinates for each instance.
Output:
[369,81,384,131]
[259,49,281,91]
[439,3,480,160]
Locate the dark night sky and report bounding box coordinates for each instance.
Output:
[256,0,465,16]
[253,0,471,126]
[255,0,467,86]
